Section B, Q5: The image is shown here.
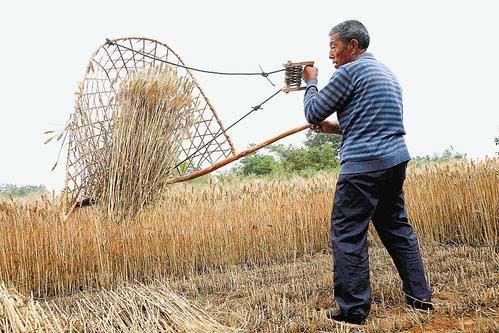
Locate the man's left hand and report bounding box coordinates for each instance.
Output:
[303,66,318,82]
[310,120,342,135]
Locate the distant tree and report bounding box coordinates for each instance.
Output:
[267,144,311,172]
[239,154,279,176]
[439,147,464,160]
[0,184,47,197]
[412,147,464,164]
[495,136,499,156]
[304,130,341,170]
[304,130,341,154]
[267,130,341,172]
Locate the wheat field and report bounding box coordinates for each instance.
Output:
[0,160,498,332]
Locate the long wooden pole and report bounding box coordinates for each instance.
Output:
[65,124,312,219]
[171,124,311,184]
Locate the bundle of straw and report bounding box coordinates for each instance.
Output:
[95,65,195,219]
[0,282,234,332]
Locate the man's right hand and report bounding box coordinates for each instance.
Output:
[303,66,318,82]
[311,120,342,135]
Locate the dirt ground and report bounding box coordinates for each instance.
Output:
[166,243,498,332]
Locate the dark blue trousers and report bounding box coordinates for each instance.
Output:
[331,161,431,319]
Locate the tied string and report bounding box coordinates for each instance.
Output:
[103,39,288,172]
[106,39,285,79]
[174,88,283,170]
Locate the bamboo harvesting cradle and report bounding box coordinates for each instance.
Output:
[61,37,315,214]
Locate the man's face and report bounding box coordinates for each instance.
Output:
[329,33,354,69]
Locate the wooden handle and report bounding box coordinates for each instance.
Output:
[66,124,312,216]
[171,124,312,184]
[283,60,315,68]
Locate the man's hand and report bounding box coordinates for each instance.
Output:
[311,120,342,135]
[303,66,318,82]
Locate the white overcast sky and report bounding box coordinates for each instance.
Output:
[0,0,498,190]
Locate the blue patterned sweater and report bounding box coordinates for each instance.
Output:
[304,53,410,174]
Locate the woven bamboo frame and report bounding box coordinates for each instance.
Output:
[64,37,236,210]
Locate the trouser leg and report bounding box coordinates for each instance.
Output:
[331,172,379,319]
[372,163,432,301]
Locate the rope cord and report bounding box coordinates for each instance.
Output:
[106,39,285,77]
[174,88,283,170]
[104,39,288,173]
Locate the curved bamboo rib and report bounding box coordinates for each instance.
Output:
[77,37,237,156]
[171,124,312,184]
[65,37,238,211]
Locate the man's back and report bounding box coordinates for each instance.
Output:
[339,53,409,173]
[304,53,410,174]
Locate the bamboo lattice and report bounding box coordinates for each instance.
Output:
[64,37,236,211]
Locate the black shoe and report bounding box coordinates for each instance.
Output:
[405,295,434,311]
[325,307,366,325]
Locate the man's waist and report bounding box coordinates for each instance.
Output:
[339,146,410,175]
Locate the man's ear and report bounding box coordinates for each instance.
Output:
[349,39,359,52]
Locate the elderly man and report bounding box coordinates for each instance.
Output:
[303,20,432,325]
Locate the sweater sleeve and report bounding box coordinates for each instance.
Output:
[303,66,354,125]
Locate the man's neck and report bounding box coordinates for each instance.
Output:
[351,49,368,62]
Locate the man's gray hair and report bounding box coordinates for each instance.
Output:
[329,20,370,49]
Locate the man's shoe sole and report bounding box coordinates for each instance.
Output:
[326,312,366,327]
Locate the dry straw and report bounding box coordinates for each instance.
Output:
[94,65,195,219]
[0,282,234,332]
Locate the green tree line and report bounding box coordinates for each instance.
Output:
[0,184,47,197]
[234,131,341,176]
[230,131,469,178]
